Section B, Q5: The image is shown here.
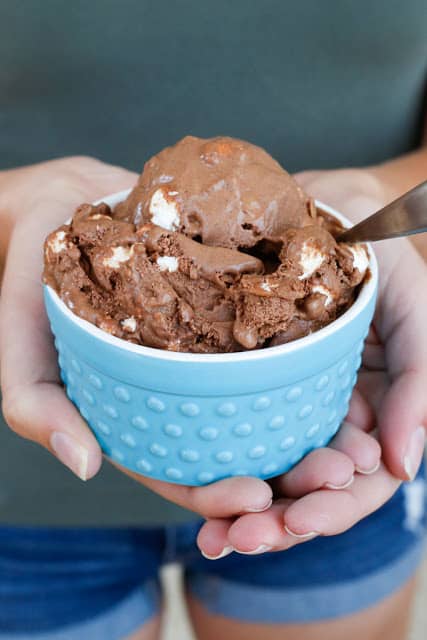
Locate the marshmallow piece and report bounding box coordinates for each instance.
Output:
[103,246,133,269]
[121,316,137,332]
[156,256,179,272]
[48,230,68,254]
[349,245,369,274]
[298,242,325,280]
[312,284,333,306]
[260,282,271,292]
[149,188,180,231]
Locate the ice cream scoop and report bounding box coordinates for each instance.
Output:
[44,136,369,353]
[115,136,311,249]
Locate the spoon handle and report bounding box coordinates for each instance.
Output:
[338,180,427,243]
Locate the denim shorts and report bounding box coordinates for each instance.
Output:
[1,466,426,639]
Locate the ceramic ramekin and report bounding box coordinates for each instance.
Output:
[44,189,378,486]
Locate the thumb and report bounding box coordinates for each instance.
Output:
[376,249,427,482]
[1,382,102,481]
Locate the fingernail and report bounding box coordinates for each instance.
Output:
[50,431,89,481]
[284,525,318,539]
[233,544,272,555]
[244,498,273,513]
[201,546,233,561]
[355,460,380,475]
[404,426,426,481]
[324,475,354,490]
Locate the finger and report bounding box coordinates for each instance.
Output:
[329,421,381,475]
[7,168,138,283]
[356,371,389,416]
[293,170,383,223]
[345,386,376,431]
[294,170,382,222]
[201,462,401,556]
[197,518,235,560]
[273,447,354,498]
[284,463,401,537]
[365,324,381,345]
[33,156,138,218]
[374,248,427,480]
[1,257,61,389]
[224,465,400,554]
[118,471,273,519]
[0,261,102,480]
[62,156,138,197]
[378,372,427,481]
[226,500,300,554]
[1,382,102,480]
[362,342,386,371]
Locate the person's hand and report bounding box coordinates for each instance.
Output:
[0,156,138,480]
[113,414,381,522]
[0,157,382,528]
[197,168,427,557]
[296,168,427,482]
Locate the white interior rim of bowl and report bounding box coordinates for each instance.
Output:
[47,189,378,363]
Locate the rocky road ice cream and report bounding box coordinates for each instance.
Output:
[43,136,369,353]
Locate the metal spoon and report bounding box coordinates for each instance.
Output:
[338,180,427,243]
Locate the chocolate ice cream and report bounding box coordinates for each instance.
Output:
[115,135,311,249]
[43,136,369,353]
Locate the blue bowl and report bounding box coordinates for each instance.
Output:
[44,190,378,486]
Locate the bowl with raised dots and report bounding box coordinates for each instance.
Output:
[44,190,378,486]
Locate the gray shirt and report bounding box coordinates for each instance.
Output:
[1,0,426,525]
